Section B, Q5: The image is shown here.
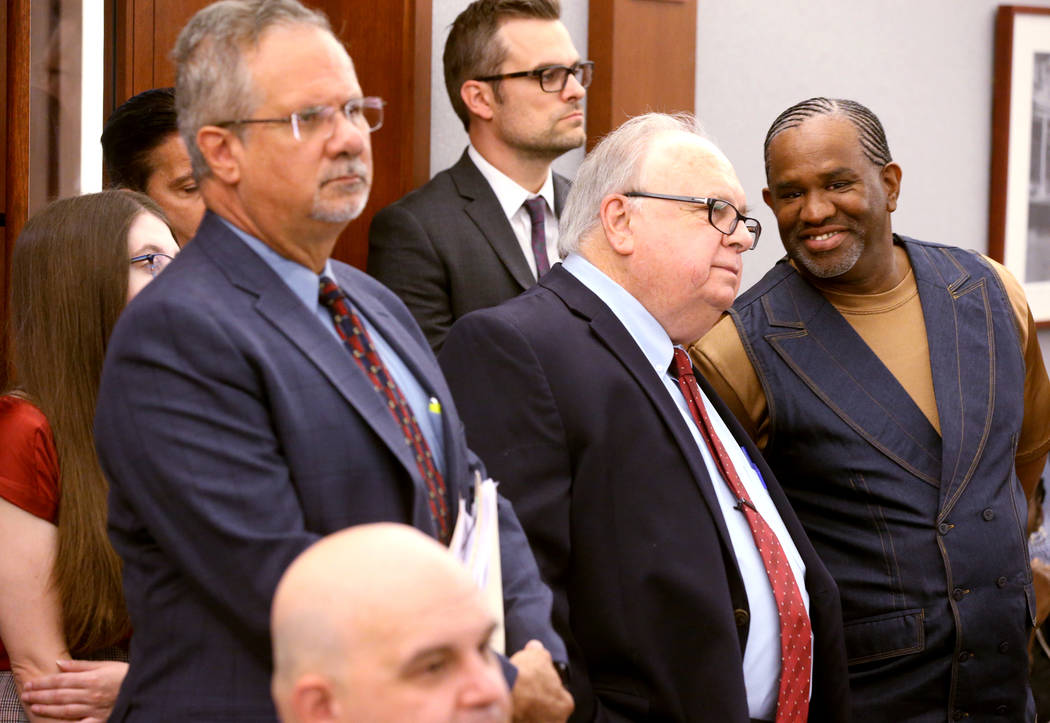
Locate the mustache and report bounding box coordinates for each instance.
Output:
[321,160,369,184]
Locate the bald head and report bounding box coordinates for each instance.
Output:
[271,524,511,723]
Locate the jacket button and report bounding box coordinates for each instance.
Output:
[952,709,966,720]
[982,508,995,521]
[938,522,951,535]
[996,576,1008,588]
[952,587,966,600]
[958,650,972,662]
[999,641,1010,653]
[996,704,1008,715]
[734,608,750,627]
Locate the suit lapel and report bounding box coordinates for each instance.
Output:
[450,151,536,291]
[542,266,739,562]
[553,173,570,216]
[335,272,471,492]
[908,242,995,509]
[197,217,425,483]
[756,267,943,486]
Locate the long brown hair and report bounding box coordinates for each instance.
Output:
[9,190,167,655]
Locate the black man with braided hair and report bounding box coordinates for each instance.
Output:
[692,97,1050,722]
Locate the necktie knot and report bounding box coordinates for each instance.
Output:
[671,347,695,381]
[318,275,342,307]
[524,196,546,224]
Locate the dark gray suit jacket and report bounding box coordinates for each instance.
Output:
[94,212,563,722]
[368,149,571,351]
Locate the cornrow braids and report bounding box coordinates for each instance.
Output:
[763,97,892,179]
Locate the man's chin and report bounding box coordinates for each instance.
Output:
[310,196,369,224]
[558,127,587,152]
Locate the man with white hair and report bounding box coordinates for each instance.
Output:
[439,113,850,721]
[271,523,512,723]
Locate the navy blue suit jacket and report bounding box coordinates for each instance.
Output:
[94,212,562,721]
[439,265,850,722]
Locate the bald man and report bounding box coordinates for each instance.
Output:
[271,523,513,723]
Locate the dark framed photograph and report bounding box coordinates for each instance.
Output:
[989,5,1050,324]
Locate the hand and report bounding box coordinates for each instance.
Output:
[509,640,574,723]
[1033,558,1050,627]
[21,659,128,722]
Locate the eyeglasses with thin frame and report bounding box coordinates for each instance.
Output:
[214,97,386,142]
[624,191,762,250]
[474,61,594,93]
[130,252,175,278]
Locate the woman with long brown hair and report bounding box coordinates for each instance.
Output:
[0,191,179,722]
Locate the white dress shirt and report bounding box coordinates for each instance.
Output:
[468,144,559,277]
[563,253,811,721]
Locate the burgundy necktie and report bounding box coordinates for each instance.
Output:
[671,348,812,723]
[318,276,451,543]
[524,197,550,278]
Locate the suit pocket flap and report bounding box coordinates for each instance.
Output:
[844,608,925,665]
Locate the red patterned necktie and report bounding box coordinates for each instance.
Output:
[318,276,451,543]
[671,348,812,723]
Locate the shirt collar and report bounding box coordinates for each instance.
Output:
[468,144,556,220]
[219,217,335,310]
[561,253,675,377]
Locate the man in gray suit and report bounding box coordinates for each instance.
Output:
[368,0,590,351]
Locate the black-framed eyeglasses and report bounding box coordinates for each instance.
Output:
[474,61,594,93]
[215,96,386,142]
[130,252,175,278]
[624,191,761,249]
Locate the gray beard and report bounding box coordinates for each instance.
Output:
[794,239,864,279]
[309,194,368,224]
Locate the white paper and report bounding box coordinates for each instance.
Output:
[449,471,505,654]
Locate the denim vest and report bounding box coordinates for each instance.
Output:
[730,236,1035,721]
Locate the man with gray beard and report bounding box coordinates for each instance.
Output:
[692,97,1050,722]
[92,1,569,720]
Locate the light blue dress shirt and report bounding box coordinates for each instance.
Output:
[221,218,446,477]
[562,253,810,720]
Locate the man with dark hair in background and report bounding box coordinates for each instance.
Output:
[693,97,1050,722]
[368,0,590,351]
[101,87,205,245]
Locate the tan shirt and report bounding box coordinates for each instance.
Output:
[691,254,1050,467]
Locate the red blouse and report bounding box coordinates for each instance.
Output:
[0,395,60,671]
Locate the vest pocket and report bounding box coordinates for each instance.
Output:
[844,607,925,665]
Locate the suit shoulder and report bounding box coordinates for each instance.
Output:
[373,166,459,219]
[332,260,428,335]
[333,259,401,303]
[451,283,563,337]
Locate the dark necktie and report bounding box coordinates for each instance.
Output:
[671,348,812,723]
[524,197,550,278]
[318,276,451,543]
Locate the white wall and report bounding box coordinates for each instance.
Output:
[430,0,588,179]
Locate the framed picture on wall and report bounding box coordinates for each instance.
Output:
[989,5,1050,325]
